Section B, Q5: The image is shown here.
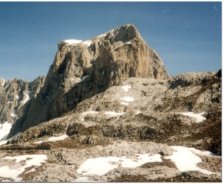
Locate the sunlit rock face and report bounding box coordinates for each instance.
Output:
[10,24,168,135]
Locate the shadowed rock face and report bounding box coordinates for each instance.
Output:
[9,24,168,136]
[0,77,45,139]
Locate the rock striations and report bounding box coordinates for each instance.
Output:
[0,24,221,182]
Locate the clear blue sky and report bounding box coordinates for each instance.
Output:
[0,2,221,81]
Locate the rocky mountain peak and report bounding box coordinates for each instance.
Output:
[58,24,142,48]
[9,24,169,136]
[96,24,143,43]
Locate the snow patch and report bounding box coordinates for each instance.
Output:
[77,154,162,176]
[82,40,92,46]
[0,154,47,181]
[77,157,120,176]
[63,39,83,45]
[179,112,206,123]
[63,39,91,47]
[21,91,30,105]
[35,134,68,144]
[104,111,125,118]
[188,147,214,157]
[121,85,131,92]
[120,96,135,102]
[0,140,7,146]
[0,122,12,140]
[73,176,95,182]
[10,112,17,118]
[98,33,107,38]
[166,146,213,175]
[125,41,132,44]
[0,166,22,181]
[80,111,99,121]
[121,154,162,168]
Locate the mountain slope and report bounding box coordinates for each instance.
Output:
[8,71,221,155]
[0,71,221,182]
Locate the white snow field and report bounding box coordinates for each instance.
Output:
[63,39,83,45]
[0,121,12,140]
[0,154,47,181]
[82,40,92,46]
[77,154,162,176]
[166,146,213,175]
[188,147,214,157]
[63,39,91,47]
[77,146,217,178]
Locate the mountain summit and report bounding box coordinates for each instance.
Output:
[9,24,168,135]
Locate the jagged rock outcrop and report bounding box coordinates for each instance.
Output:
[0,77,45,140]
[10,24,168,135]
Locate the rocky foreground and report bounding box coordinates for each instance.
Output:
[0,24,221,182]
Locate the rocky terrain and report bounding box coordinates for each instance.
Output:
[0,24,221,182]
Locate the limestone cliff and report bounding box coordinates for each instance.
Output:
[9,24,168,135]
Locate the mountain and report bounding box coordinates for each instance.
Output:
[9,24,168,136]
[0,77,45,140]
[0,24,221,182]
